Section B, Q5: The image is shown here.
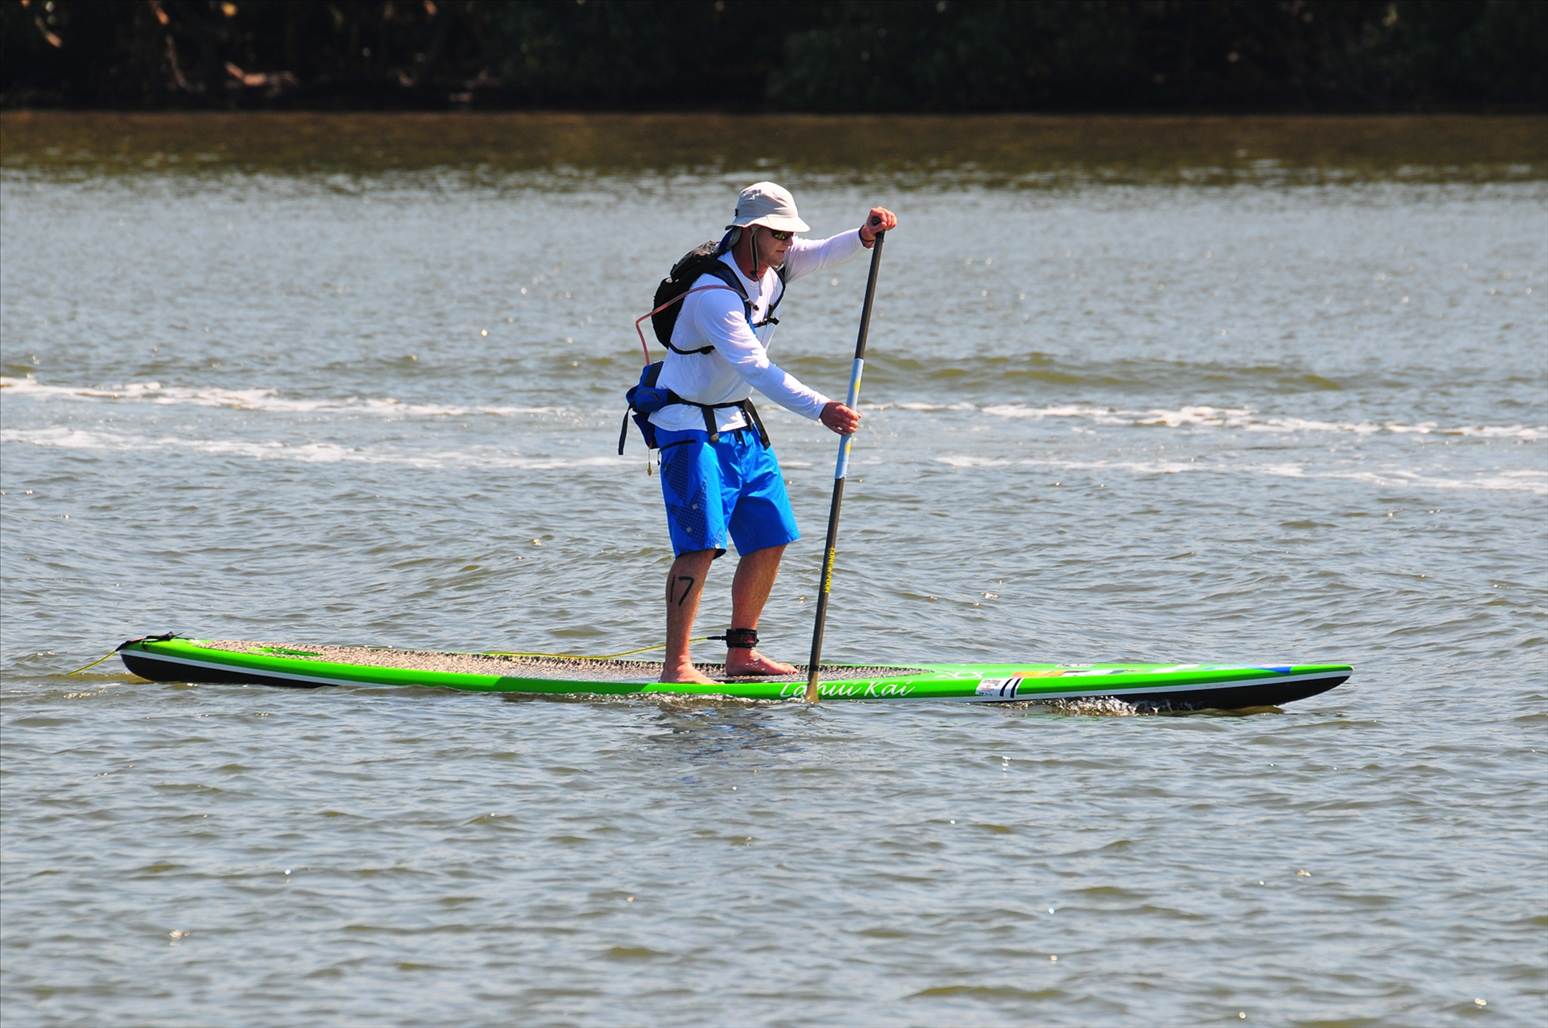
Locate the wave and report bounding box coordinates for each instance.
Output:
[0,376,562,419]
[11,423,1537,494]
[0,426,621,472]
[935,454,1548,494]
[871,353,1354,393]
[868,398,1546,440]
[974,402,1546,441]
[8,376,1540,442]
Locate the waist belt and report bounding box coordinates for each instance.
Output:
[618,394,769,454]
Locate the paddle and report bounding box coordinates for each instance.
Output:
[805,222,886,703]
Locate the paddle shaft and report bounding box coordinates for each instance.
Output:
[805,229,886,702]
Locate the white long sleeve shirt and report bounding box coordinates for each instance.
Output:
[648,228,868,434]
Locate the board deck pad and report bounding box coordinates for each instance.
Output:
[206,640,924,683]
[117,635,1353,709]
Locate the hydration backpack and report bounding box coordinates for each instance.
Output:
[620,238,783,454]
[651,239,787,347]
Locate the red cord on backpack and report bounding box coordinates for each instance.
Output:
[633,284,741,364]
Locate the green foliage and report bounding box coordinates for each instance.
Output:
[2,0,1542,111]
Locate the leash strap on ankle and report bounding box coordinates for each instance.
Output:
[711,628,759,650]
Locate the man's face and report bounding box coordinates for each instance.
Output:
[758,226,793,269]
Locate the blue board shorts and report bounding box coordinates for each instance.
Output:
[656,427,799,558]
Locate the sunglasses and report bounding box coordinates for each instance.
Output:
[763,228,794,241]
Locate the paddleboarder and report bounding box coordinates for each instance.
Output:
[652,182,897,684]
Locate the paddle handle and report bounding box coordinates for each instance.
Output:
[805,229,885,702]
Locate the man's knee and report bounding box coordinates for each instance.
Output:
[740,543,787,561]
[671,548,719,568]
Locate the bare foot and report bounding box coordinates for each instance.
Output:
[725,649,797,677]
[660,663,720,685]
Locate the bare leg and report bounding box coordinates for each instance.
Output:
[661,549,718,684]
[725,544,797,676]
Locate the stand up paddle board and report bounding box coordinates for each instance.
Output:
[116,635,1350,709]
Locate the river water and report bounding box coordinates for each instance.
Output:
[2,113,1545,1026]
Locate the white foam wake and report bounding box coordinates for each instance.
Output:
[978,402,1546,440]
[1,426,623,472]
[0,376,563,418]
[934,453,1548,494]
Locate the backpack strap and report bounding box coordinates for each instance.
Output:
[738,397,770,448]
[662,262,755,355]
[758,267,787,328]
[690,397,767,446]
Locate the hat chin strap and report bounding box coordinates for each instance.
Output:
[736,226,762,278]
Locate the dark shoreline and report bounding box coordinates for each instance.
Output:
[5,0,1544,116]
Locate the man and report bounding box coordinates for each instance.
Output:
[650,181,898,684]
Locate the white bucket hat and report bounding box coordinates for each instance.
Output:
[727,181,810,234]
